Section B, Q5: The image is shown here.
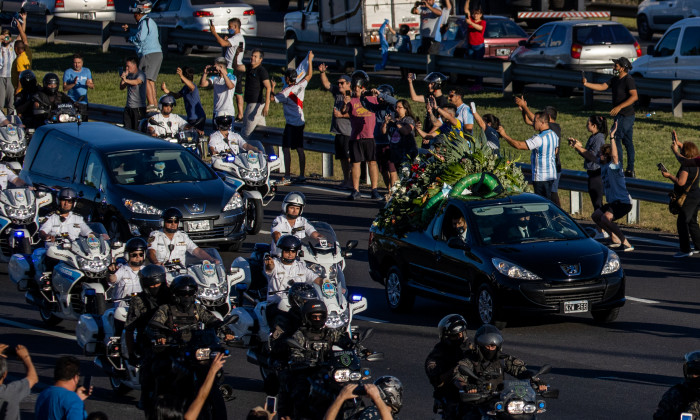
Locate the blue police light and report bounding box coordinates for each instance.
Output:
[13,230,24,238]
[351,294,363,302]
[538,401,546,409]
[226,155,236,163]
[268,154,278,161]
[224,349,230,355]
[84,289,96,296]
[495,402,504,411]
[362,369,370,376]
[185,351,191,357]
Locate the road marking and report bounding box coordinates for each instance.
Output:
[625,235,679,248]
[354,315,389,324]
[626,296,660,304]
[0,317,75,341]
[296,184,366,198]
[259,230,270,235]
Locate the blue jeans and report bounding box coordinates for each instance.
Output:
[467,43,485,84]
[614,114,635,172]
[532,180,554,200]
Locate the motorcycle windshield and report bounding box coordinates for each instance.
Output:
[500,380,537,402]
[185,248,223,266]
[236,140,267,171]
[306,221,339,253]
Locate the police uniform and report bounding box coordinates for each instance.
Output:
[270,215,317,255]
[147,112,188,137]
[147,230,198,264]
[148,303,219,343]
[265,258,318,310]
[453,352,531,390]
[208,130,250,155]
[39,211,92,241]
[111,265,143,308]
[0,163,19,189]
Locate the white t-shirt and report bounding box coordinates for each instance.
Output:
[270,214,316,254]
[147,112,188,137]
[224,32,245,68]
[148,230,198,264]
[265,258,318,309]
[455,103,474,129]
[274,79,307,126]
[208,130,249,154]
[111,265,142,307]
[39,212,93,241]
[209,74,236,117]
[0,163,18,189]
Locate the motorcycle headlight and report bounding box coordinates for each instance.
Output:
[325,311,346,329]
[77,256,108,273]
[58,114,75,123]
[522,404,537,414]
[506,401,525,414]
[600,250,621,275]
[197,284,225,301]
[6,205,34,222]
[223,192,243,211]
[243,169,263,181]
[492,258,541,280]
[333,368,350,382]
[195,348,211,361]
[2,141,24,153]
[123,199,161,215]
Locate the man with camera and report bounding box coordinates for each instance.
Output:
[199,57,236,127]
[412,0,443,55]
[0,343,38,420]
[210,18,246,122]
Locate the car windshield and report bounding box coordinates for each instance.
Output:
[484,18,528,38]
[106,149,217,185]
[470,202,587,245]
[574,24,636,45]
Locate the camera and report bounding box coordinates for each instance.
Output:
[353,384,366,396]
[3,347,17,358]
[657,163,668,172]
[207,67,219,75]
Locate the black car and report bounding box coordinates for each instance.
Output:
[368,193,626,328]
[20,122,246,247]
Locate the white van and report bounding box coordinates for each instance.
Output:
[631,17,700,80]
[637,0,700,40]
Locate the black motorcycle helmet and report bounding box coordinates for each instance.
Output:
[19,70,37,90]
[215,114,233,131]
[125,237,147,267]
[162,207,183,233]
[438,314,468,343]
[376,84,395,97]
[43,72,60,94]
[288,282,318,313]
[277,235,302,264]
[301,299,327,330]
[474,324,503,362]
[158,94,176,111]
[170,275,198,311]
[374,376,404,414]
[351,70,369,91]
[423,72,447,90]
[138,264,167,296]
[684,350,700,386]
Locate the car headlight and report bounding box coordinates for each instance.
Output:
[123,199,161,215]
[333,368,350,382]
[195,348,211,361]
[77,256,108,273]
[506,400,525,414]
[223,192,243,211]
[492,258,541,280]
[600,250,621,275]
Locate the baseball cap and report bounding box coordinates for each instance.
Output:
[215,57,227,65]
[612,57,632,71]
[339,75,352,83]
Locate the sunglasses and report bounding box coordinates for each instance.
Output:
[130,252,144,257]
[337,81,347,85]
[165,219,180,224]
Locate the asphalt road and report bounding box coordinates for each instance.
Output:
[1,181,699,419]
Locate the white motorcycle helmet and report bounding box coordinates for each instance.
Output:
[282,192,306,218]
[158,94,176,111]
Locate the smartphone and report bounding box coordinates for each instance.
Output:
[266,395,277,413]
[409,73,416,81]
[672,130,678,143]
[238,41,243,49]
[83,375,92,390]
[3,346,17,358]
[657,163,668,172]
[209,19,214,25]
[118,67,124,76]
[680,414,693,420]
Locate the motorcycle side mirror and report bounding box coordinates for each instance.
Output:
[359,328,374,343]
[447,237,470,251]
[286,337,305,350]
[541,389,559,399]
[365,352,384,362]
[345,240,358,251]
[111,241,123,250]
[220,313,240,327]
[297,250,304,258]
[148,117,162,126]
[458,365,481,381]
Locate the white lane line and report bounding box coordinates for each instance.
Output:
[354,315,389,324]
[297,184,366,197]
[626,296,661,304]
[259,230,271,235]
[0,317,75,341]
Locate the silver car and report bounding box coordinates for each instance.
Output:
[510,20,641,74]
[21,0,115,20]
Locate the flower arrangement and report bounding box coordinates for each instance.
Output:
[372,129,528,236]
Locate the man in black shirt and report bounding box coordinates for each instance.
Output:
[582,57,638,177]
[239,48,272,142]
[408,72,448,147]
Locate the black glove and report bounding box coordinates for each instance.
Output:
[128,353,139,366]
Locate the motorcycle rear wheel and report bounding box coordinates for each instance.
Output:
[39,306,62,327]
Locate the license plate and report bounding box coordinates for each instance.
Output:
[496,48,510,56]
[82,12,96,20]
[186,220,211,232]
[563,300,589,313]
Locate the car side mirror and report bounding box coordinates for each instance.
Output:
[647,45,655,56]
[447,237,470,251]
[518,40,527,47]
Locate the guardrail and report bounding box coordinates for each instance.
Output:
[87,103,672,224]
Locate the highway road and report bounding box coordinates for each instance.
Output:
[1,181,699,419]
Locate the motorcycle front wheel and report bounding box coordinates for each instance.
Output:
[109,374,132,396]
[39,306,62,327]
[245,197,264,235]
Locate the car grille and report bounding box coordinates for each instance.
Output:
[543,289,605,305]
[521,283,607,305]
[188,222,242,241]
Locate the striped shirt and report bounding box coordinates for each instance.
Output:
[455,103,474,131]
[525,129,558,182]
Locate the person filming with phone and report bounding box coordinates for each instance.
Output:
[324,377,403,420]
[662,131,700,258]
[0,343,38,420]
[35,356,92,420]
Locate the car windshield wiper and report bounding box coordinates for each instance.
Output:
[146,179,180,185]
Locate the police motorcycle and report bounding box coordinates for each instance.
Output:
[457,364,559,420]
[186,248,246,319]
[0,185,52,261]
[0,115,28,169]
[142,117,205,157]
[45,102,82,124]
[9,223,124,326]
[211,140,280,235]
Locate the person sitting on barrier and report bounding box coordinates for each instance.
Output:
[207,114,260,156]
[146,95,188,138]
[161,67,206,131]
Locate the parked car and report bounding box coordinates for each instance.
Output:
[631,17,700,81]
[412,15,528,60]
[20,0,115,21]
[149,0,257,54]
[368,193,626,328]
[19,122,247,248]
[637,0,700,41]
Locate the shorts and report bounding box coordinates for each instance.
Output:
[282,123,305,149]
[350,138,376,163]
[234,70,245,95]
[601,201,633,221]
[376,144,393,173]
[334,134,350,160]
[552,171,561,193]
[139,52,163,81]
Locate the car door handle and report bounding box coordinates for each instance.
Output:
[435,250,442,262]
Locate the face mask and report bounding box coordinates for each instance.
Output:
[129,258,143,267]
[456,227,465,235]
[176,295,196,311]
[228,29,236,36]
[146,285,161,297]
[517,218,528,228]
[482,347,498,361]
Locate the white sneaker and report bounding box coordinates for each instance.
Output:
[593,231,609,240]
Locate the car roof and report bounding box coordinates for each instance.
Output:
[544,20,625,27]
[451,192,550,209]
[34,122,183,154]
[669,16,700,29]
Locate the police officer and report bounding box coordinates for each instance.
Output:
[147,208,219,266]
[270,192,323,255]
[0,159,26,190]
[38,188,95,243]
[14,70,39,123]
[425,314,474,420]
[146,95,188,137]
[207,114,260,156]
[108,237,147,308]
[31,73,73,126]
[654,351,700,420]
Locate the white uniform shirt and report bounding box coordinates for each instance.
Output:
[39,212,92,241]
[208,130,249,154]
[147,112,188,137]
[270,214,316,254]
[265,258,318,309]
[111,265,142,307]
[224,32,245,68]
[0,163,18,189]
[148,229,198,264]
[274,79,307,126]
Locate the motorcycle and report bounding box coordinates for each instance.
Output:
[46,102,83,124]
[142,117,206,157]
[186,248,246,319]
[9,223,124,326]
[211,140,281,235]
[0,115,28,169]
[457,364,559,420]
[0,186,52,262]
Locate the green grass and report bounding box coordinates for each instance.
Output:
[29,40,690,232]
